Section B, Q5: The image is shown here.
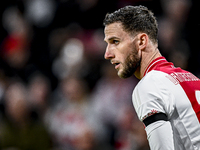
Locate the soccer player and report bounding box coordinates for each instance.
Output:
[103,5,200,150]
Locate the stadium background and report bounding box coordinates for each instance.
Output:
[0,0,199,150]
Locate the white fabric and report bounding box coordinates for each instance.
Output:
[132,69,200,150]
[146,120,174,150]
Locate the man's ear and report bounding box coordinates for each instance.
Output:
[138,33,148,50]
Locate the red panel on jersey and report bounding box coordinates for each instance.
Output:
[145,57,200,123]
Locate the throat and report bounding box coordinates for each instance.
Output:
[140,48,161,79]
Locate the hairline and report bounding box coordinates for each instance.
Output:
[104,21,157,44]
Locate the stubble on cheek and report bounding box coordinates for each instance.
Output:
[118,49,141,79]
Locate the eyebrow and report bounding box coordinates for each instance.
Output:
[104,36,120,42]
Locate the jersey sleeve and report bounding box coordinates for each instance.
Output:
[145,120,175,150]
[132,71,175,122]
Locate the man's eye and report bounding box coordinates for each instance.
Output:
[113,40,119,45]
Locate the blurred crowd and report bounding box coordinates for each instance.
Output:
[0,0,199,150]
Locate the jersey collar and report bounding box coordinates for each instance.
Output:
[143,56,167,77]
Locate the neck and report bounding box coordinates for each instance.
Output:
[134,48,162,79]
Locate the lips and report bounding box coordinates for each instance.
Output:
[115,63,120,70]
[111,61,120,70]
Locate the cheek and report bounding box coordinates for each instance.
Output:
[119,44,133,58]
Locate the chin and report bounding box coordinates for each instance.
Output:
[117,72,123,79]
[118,71,130,79]
[117,67,136,79]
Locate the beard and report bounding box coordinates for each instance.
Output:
[118,48,141,79]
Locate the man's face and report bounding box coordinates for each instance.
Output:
[104,22,141,78]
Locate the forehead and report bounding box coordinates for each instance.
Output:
[104,22,130,41]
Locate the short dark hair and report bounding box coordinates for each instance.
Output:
[103,5,158,44]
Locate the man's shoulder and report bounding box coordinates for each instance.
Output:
[133,70,169,98]
[139,70,168,86]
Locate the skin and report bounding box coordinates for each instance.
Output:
[104,22,162,79]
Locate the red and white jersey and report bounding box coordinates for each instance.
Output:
[132,56,200,150]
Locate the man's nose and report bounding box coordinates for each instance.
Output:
[104,46,114,60]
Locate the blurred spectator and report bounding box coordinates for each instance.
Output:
[0,5,33,83]
[24,0,56,28]
[1,6,31,69]
[47,75,109,150]
[0,80,52,150]
[28,72,51,124]
[52,38,84,79]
